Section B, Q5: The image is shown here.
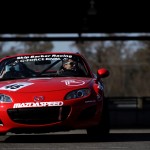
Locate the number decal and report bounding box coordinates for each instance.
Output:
[0,82,33,91]
[5,84,24,89]
[61,80,85,86]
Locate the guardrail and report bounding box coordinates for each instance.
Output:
[106,97,150,128]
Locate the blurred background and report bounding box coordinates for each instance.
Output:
[0,0,150,98]
[0,33,150,98]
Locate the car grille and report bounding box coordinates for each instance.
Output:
[7,106,71,125]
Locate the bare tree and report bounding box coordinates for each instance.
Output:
[73,40,150,97]
[0,34,54,58]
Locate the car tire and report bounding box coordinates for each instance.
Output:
[86,97,110,136]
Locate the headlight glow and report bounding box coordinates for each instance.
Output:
[65,88,91,100]
[0,94,12,103]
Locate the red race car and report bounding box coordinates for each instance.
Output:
[0,52,109,136]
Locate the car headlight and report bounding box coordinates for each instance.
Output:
[65,88,91,100]
[0,94,12,103]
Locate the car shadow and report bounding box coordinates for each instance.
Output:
[2,133,150,143]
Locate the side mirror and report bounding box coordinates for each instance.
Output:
[97,68,109,78]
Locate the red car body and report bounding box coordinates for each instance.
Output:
[0,52,109,135]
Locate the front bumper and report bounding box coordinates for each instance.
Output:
[0,100,102,134]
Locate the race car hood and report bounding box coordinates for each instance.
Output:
[0,77,93,93]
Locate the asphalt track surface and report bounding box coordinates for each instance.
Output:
[1,129,150,150]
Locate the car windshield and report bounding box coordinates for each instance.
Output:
[0,54,91,80]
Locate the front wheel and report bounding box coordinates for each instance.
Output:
[86,98,110,136]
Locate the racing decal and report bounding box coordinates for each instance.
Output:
[85,100,96,103]
[13,101,63,108]
[0,82,34,91]
[61,79,85,86]
[16,54,73,62]
[98,81,104,90]
[51,54,72,58]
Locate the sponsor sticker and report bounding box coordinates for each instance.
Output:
[0,82,33,91]
[13,101,63,108]
[85,100,96,103]
[16,54,73,62]
[61,79,85,86]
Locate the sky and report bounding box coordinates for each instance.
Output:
[1,34,79,53]
[2,33,150,53]
[2,41,79,53]
[52,41,78,52]
[42,33,150,53]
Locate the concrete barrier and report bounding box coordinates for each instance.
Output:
[106,97,150,128]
